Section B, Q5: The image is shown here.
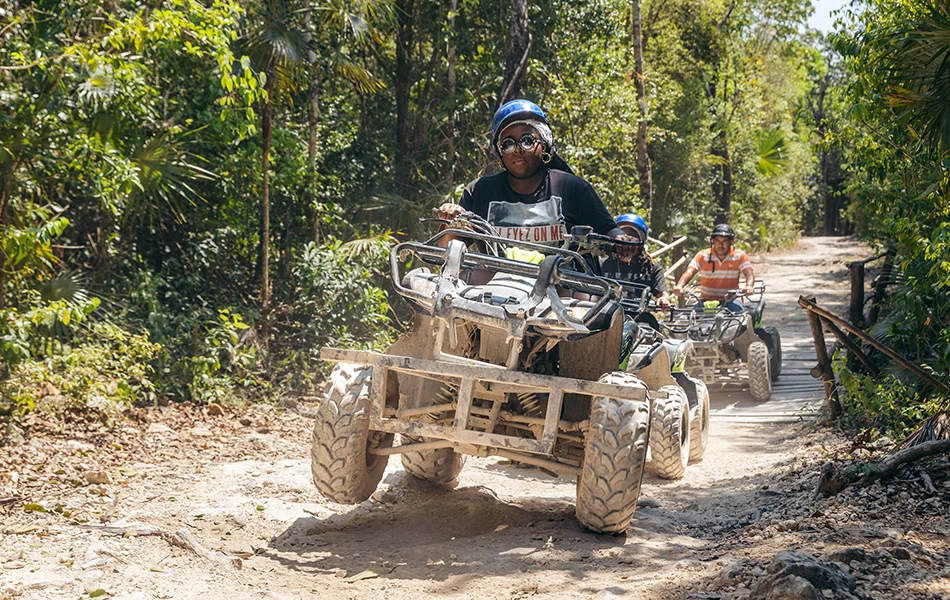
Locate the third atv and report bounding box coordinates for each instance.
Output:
[659,283,781,402]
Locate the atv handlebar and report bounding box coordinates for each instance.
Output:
[421,215,643,260]
[565,226,644,257]
[678,281,766,306]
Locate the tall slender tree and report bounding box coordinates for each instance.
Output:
[240,0,308,311]
[632,0,653,218]
[445,0,458,184]
[498,0,530,107]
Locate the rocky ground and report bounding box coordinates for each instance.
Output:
[0,237,948,600]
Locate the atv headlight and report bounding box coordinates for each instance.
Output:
[408,274,437,298]
[567,305,589,321]
[721,321,741,341]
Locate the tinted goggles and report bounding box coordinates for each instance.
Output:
[498,133,542,155]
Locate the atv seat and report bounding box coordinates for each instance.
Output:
[458,273,535,306]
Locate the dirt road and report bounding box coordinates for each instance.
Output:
[2,236,948,600]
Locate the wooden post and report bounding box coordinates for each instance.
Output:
[868,250,894,326]
[803,296,842,420]
[848,260,865,326]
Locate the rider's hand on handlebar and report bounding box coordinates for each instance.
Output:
[672,285,683,297]
[435,203,465,220]
[614,234,637,262]
[743,285,754,297]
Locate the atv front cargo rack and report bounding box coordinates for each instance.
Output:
[321,347,649,474]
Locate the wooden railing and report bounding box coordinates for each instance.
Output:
[800,270,948,420]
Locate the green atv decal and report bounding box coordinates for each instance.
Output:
[671,348,687,373]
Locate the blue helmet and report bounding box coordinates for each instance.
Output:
[616,213,648,240]
[491,100,550,150]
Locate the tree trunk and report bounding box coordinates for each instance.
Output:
[394,0,416,194]
[632,0,653,218]
[310,71,322,244]
[498,0,529,106]
[304,4,321,244]
[445,0,458,185]
[811,75,837,236]
[822,148,836,235]
[712,131,731,223]
[0,176,10,310]
[260,74,274,311]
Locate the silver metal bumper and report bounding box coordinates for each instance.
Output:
[321,347,648,457]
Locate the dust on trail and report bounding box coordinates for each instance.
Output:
[3,236,947,600]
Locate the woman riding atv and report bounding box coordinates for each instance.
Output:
[601,213,672,310]
[435,100,634,255]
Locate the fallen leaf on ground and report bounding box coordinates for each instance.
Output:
[7,524,40,534]
[344,569,379,582]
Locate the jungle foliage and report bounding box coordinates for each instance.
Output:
[0,0,940,432]
[828,0,950,437]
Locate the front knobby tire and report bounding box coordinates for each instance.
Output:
[649,385,691,480]
[400,434,464,487]
[576,372,650,534]
[747,341,772,402]
[688,379,711,464]
[310,363,393,504]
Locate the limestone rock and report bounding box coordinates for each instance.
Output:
[753,574,820,600]
[84,470,112,485]
[751,551,856,600]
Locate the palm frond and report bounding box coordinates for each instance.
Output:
[361,193,435,239]
[239,0,310,79]
[704,153,730,166]
[316,0,393,45]
[327,51,385,93]
[874,3,950,151]
[124,130,218,226]
[756,130,789,175]
[901,407,950,448]
[340,231,398,257]
[36,270,90,304]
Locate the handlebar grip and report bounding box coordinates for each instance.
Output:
[610,238,644,248]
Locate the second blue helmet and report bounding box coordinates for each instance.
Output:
[616,213,648,240]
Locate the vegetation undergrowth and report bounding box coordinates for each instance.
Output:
[828,0,950,441]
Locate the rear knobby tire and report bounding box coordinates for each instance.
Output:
[762,326,782,381]
[310,363,393,504]
[400,435,464,487]
[747,341,772,402]
[576,372,650,534]
[688,379,710,464]
[649,385,691,480]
